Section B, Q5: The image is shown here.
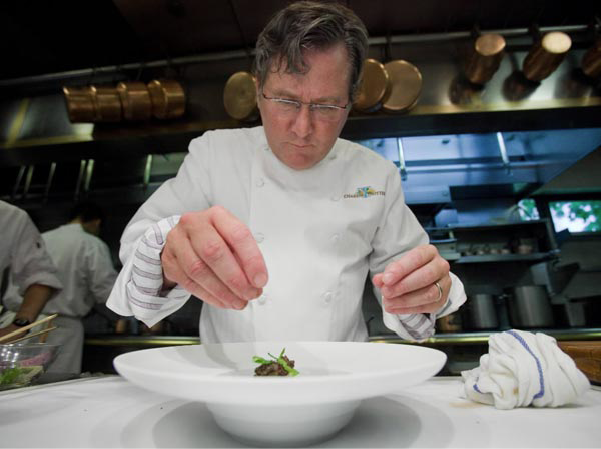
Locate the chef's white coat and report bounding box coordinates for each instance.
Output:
[107,127,466,343]
[3,223,118,374]
[0,200,62,300]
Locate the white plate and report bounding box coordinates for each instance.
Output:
[114,341,446,447]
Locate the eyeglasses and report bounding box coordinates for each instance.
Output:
[261,91,350,122]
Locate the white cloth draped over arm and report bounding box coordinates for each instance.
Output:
[107,133,215,326]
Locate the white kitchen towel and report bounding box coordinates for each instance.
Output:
[461,329,590,409]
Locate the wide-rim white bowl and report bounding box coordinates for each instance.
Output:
[114,341,446,446]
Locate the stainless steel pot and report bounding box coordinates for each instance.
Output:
[508,285,554,328]
[468,293,498,330]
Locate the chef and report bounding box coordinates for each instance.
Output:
[0,200,62,340]
[107,1,467,343]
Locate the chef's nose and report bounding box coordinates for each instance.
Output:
[290,104,313,138]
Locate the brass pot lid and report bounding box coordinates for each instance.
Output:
[382,60,422,113]
[223,71,258,121]
[147,79,186,119]
[117,81,152,121]
[353,58,390,112]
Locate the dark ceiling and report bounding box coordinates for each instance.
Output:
[1,0,599,82]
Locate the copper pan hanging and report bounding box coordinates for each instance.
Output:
[63,86,95,123]
[223,71,259,122]
[463,33,506,85]
[352,58,390,113]
[581,38,601,79]
[382,60,422,113]
[522,31,572,82]
[117,81,152,121]
[90,85,122,122]
[147,79,186,119]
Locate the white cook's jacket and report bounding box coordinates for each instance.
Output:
[0,201,62,298]
[107,127,466,343]
[4,223,118,317]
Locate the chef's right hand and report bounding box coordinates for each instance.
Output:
[160,206,268,310]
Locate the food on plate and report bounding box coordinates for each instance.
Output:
[253,348,299,376]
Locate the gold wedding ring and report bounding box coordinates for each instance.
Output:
[435,281,443,302]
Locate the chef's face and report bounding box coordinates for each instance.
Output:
[256,43,351,170]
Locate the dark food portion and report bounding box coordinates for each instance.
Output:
[254,356,295,376]
[252,348,299,376]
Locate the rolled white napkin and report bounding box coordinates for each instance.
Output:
[461,329,590,410]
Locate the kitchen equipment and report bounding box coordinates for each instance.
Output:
[353,58,390,112]
[463,33,506,85]
[508,285,555,328]
[63,86,95,122]
[223,71,258,121]
[0,313,58,343]
[382,60,422,113]
[90,85,122,122]
[467,293,498,330]
[0,343,60,390]
[114,342,445,447]
[581,38,601,79]
[437,311,463,333]
[522,31,572,82]
[116,81,152,121]
[147,79,186,119]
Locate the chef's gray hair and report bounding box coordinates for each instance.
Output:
[253,1,368,101]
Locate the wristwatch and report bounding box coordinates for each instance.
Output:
[12,317,32,327]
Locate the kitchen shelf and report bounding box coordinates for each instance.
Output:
[84,328,601,348]
[453,252,557,264]
[369,328,601,346]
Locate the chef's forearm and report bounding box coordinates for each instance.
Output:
[15,284,55,322]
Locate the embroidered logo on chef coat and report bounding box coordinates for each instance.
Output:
[343,186,385,199]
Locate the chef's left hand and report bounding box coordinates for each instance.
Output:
[372,244,451,314]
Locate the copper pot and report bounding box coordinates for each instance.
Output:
[223,71,259,121]
[522,31,572,82]
[382,60,422,113]
[117,81,152,121]
[582,38,601,79]
[63,86,96,123]
[463,33,506,84]
[147,79,186,119]
[353,58,390,113]
[90,85,122,122]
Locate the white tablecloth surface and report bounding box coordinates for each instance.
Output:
[1,375,600,448]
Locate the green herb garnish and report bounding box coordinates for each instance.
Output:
[252,347,299,376]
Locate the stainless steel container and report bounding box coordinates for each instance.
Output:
[509,285,554,328]
[468,293,499,330]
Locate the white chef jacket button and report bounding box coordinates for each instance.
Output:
[323,291,333,303]
[331,234,340,243]
[256,178,265,187]
[254,232,264,243]
[258,294,267,305]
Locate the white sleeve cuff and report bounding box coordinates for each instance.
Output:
[381,271,467,342]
